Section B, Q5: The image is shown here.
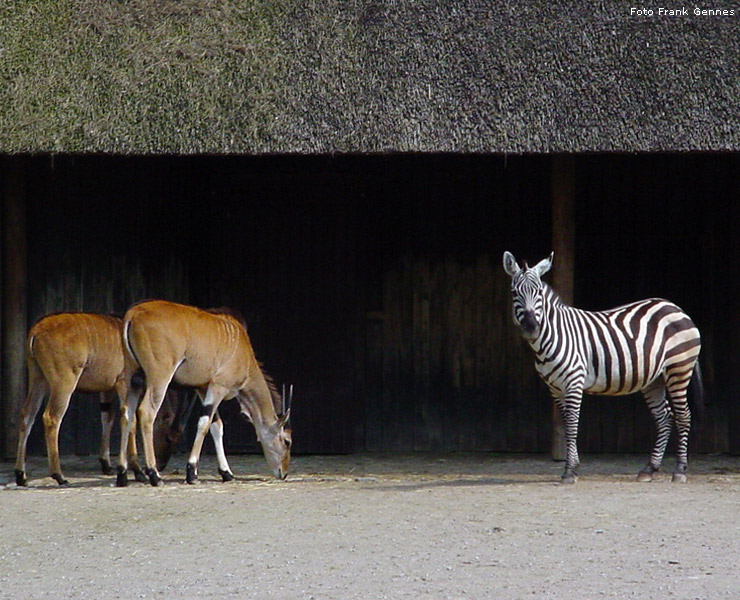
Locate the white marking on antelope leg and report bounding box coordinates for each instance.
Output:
[188,415,210,464]
[209,417,233,480]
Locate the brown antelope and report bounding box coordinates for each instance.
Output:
[14,312,148,486]
[117,300,292,487]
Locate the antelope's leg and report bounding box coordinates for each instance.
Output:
[210,410,233,482]
[186,385,228,484]
[98,391,116,475]
[138,383,171,487]
[15,367,48,486]
[42,373,79,486]
[126,410,148,482]
[115,382,140,487]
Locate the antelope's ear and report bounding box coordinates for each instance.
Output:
[532,251,554,278]
[502,251,521,277]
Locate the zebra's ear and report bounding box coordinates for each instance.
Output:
[502,251,521,277]
[531,251,554,278]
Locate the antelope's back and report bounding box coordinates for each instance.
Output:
[124,300,250,387]
[28,313,125,389]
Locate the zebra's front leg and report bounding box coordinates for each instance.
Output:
[556,394,582,484]
[637,381,673,482]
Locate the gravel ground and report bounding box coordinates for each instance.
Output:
[2,453,740,600]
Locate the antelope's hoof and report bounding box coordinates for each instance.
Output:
[219,469,234,483]
[145,467,163,487]
[116,466,129,487]
[51,473,69,486]
[671,472,688,484]
[15,470,27,487]
[133,468,149,483]
[186,463,198,485]
[99,458,114,476]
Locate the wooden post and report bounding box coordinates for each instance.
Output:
[550,155,576,460]
[1,157,28,459]
[728,189,740,455]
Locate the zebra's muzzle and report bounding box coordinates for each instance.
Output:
[520,311,539,337]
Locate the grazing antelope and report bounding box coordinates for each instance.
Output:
[14,312,148,486]
[117,300,292,487]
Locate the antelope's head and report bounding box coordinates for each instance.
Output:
[502,251,553,341]
[260,411,292,480]
[240,383,293,480]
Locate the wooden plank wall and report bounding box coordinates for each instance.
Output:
[360,155,553,453]
[21,157,194,456]
[4,153,738,458]
[575,154,740,455]
[364,255,550,452]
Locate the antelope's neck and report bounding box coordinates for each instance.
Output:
[239,373,279,428]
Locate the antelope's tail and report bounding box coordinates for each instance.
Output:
[123,319,146,390]
[122,319,139,365]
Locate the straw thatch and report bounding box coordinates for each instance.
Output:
[1,1,738,154]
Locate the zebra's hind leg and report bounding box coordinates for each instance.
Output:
[638,381,673,482]
[665,369,694,484]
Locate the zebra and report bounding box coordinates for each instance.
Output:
[503,251,703,484]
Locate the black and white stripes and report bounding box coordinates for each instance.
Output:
[503,251,703,483]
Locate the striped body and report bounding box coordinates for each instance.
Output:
[504,251,702,483]
[531,289,700,398]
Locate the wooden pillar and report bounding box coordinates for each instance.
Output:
[728,178,740,455]
[1,157,28,459]
[550,155,575,460]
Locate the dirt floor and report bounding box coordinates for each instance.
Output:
[2,452,740,600]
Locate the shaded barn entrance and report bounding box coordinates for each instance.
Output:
[2,153,739,459]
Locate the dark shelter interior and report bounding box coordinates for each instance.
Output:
[5,152,740,460]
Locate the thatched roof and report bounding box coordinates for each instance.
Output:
[1,1,738,154]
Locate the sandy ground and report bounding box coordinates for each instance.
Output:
[2,452,740,600]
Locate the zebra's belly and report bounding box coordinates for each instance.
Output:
[583,371,661,396]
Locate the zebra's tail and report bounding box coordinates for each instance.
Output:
[688,361,706,439]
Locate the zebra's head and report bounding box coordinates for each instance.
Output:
[502,251,553,340]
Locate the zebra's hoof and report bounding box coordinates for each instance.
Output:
[560,474,578,484]
[637,464,658,482]
[671,472,688,483]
